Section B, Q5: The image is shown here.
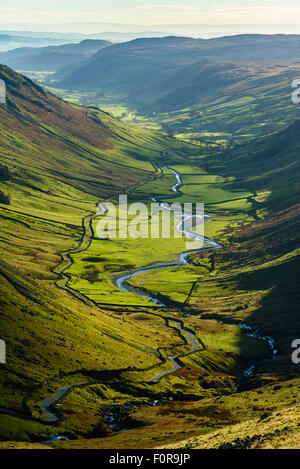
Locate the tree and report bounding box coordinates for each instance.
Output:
[0,190,10,205]
[0,164,10,181]
[161,123,175,138]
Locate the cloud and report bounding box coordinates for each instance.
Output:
[1,3,300,27]
[217,4,300,10]
[137,3,300,23]
[216,4,300,14]
[140,4,199,11]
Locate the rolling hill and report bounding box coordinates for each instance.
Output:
[58,35,300,97]
[50,34,300,142]
[149,63,300,142]
[0,39,112,73]
[206,119,300,210]
[0,59,299,450]
[3,34,298,142]
[0,64,195,441]
[0,33,74,52]
[0,63,190,197]
[144,61,300,113]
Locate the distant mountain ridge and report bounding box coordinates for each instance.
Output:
[56,34,300,112]
[0,32,76,51]
[0,39,112,72]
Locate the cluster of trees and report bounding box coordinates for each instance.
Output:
[161,123,175,137]
[0,164,10,181]
[0,190,10,205]
[0,165,11,204]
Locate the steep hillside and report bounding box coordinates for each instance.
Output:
[189,120,300,380]
[206,119,300,210]
[148,62,300,113]
[16,120,299,450]
[0,65,193,441]
[0,64,190,198]
[149,64,300,141]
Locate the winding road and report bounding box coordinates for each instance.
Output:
[112,165,221,382]
[113,166,277,382]
[37,163,276,423]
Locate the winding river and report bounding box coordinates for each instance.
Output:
[113,165,277,382]
[38,164,277,428]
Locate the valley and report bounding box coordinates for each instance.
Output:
[0,32,299,451]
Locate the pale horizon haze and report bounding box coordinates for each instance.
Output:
[1,0,300,31]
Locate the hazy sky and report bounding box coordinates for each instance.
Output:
[1,0,300,26]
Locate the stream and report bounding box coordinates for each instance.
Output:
[113,166,277,381]
[38,164,277,436]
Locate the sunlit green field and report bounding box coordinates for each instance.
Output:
[65,163,256,308]
[1,63,299,449]
[26,66,300,149]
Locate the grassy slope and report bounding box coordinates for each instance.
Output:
[45,65,300,144]
[193,121,300,374]
[51,121,299,450]
[49,35,300,143]
[151,66,300,142]
[28,61,300,144]
[0,65,195,441]
[58,35,300,96]
[0,63,299,449]
[52,378,300,449]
